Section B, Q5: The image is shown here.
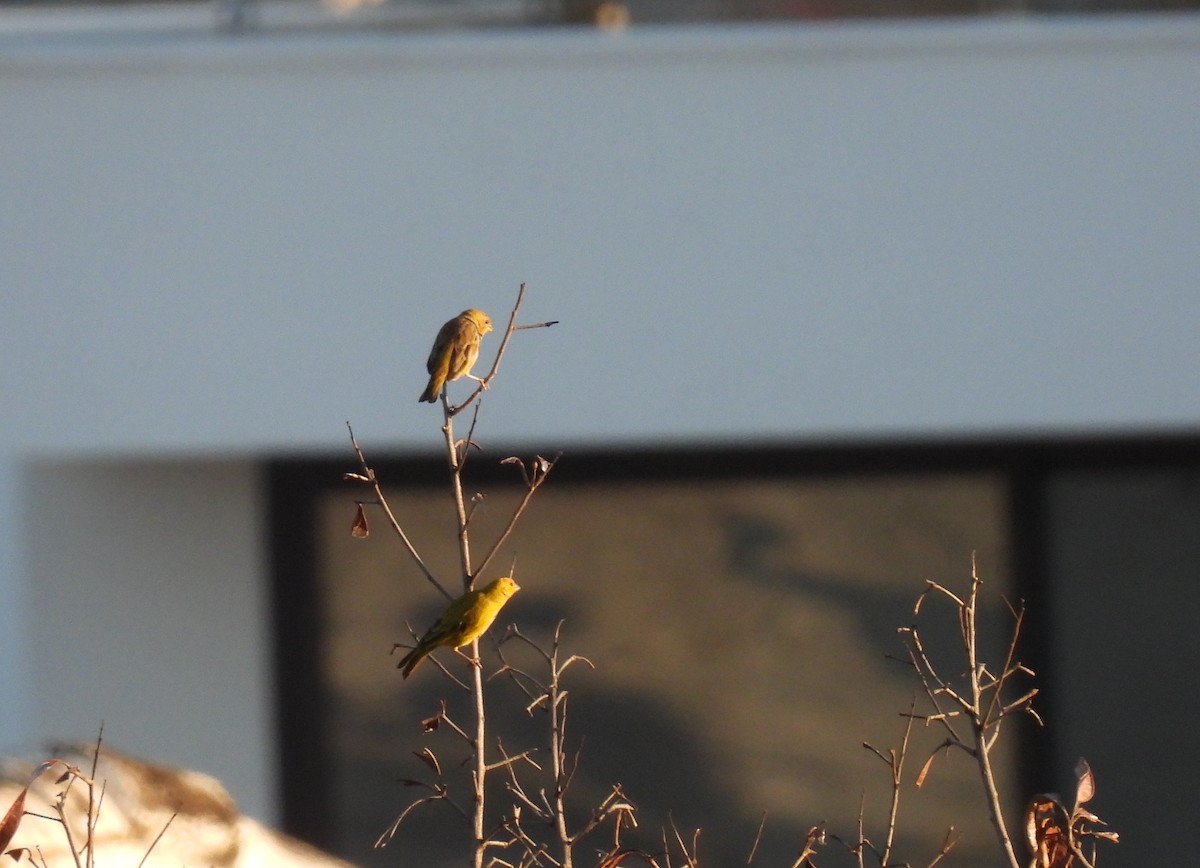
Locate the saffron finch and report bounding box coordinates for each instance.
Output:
[418,308,494,403]
[397,576,520,678]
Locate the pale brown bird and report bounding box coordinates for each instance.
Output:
[418,309,494,403]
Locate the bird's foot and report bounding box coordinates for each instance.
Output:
[454,647,483,669]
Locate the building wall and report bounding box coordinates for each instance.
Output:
[1,13,1198,830]
[17,460,272,819]
[3,16,1199,456]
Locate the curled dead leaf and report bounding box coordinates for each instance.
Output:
[0,787,28,853]
[0,760,70,853]
[351,504,369,539]
[1074,757,1095,806]
[1025,795,1071,868]
[916,748,940,789]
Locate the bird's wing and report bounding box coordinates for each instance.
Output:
[425,318,459,373]
[435,590,484,644]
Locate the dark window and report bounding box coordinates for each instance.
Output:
[268,433,1199,866]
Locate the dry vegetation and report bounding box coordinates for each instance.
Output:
[342,286,1118,868]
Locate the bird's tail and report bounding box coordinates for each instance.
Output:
[419,359,450,403]
[399,646,425,678]
[418,378,440,403]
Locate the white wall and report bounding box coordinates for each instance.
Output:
[0,465,33,750]
[3,16,1199,457]
[1,13,1198,828]
[16,459,273,819]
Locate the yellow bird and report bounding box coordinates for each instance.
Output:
[418,309,494,403]
[397,576,520,678]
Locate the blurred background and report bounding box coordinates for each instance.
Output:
[2,1,1198,864]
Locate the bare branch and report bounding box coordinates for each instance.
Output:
[926,826,960,867]
[744,810,768,866]
[346,421,452,600]
[923,580,966,608]
[962,564,1020,868]
[789,824,826,868]
[448,283,530,416]
[134,811,178,868]
[475,454,560,581]
[375,785,465,848]
[486,747,541,775]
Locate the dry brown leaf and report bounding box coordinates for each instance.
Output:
[0,760,67,854]
[0,787,28,854]
[351,503,369,539]
[915,749,938,788]
[1024,795,1072,868]
[1074,757,1095,806]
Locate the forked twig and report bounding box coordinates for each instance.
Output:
[447,283,557,416]
[902,558,1037,868]
[474,454,560,583]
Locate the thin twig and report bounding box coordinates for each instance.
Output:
[52,771,85,868]
[984,602,1028,726]
[475,455,559,581]
[962,568,1021,868]
[486,747,541,774]
[471,655,488,868]
[86,727,103,868]
[443,411,475,588]
[882,700,917,864]
[745,811,768,865]
[926,827,960,867]
[448,285,524,416]
[546,625,574,868]
[790,825,826,868]
[375,785,464,848]
[135,811,178,868]
[346,421,451,600]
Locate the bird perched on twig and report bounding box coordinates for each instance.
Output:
[396,576,520,678]
[418,308,494,403]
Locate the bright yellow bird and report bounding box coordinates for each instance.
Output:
[397,576,520,678]
[418,309,494,403]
